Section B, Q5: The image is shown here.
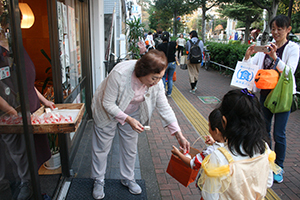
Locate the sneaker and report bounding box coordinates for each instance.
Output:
[190,87,197,94]
[167,94,171,97]
[121,179,142,194]
[17,181,33,200]
[274,169,284,183]
[93,179,105,199]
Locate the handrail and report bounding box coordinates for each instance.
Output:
[210,61,235,71]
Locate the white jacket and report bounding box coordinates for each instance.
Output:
[243,41,299,94]
[91,60,178,129]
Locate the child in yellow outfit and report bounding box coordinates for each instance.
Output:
[172,89,281,200]
[172,108,226,171]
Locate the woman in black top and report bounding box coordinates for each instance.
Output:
[157,32,177,97]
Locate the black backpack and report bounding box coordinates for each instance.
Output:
[189,39,202,64]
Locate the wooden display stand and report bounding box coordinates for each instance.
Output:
[0,103,85,134]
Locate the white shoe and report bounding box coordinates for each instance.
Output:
[93,179,105,199]
[121,179,142,194]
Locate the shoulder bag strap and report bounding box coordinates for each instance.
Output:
[218,147,234,163]
[166,42,170,59]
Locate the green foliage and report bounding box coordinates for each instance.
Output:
[152,0,200,35]
[126,17,144,59]
[228,40,241,45]
[170,36,178,42]
[277,0,300,33]
[219,2,262,23]
[206,41,249,69]
[48,133,59,154]
[148,6,172,31]
[214,18,227,30]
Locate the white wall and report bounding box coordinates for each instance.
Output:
[90,0,106,94]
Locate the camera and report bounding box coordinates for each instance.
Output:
[253,46,270,53]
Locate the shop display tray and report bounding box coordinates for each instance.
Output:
[0,103,85,134]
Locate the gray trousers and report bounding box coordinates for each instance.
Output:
[0,134,30,182]
[91,109,139,181]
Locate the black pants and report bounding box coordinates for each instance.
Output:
[177,46,184,58]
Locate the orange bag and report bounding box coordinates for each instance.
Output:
[166,147,200,187]
[173,71,177,82]
[255,69,279,89]
[165,71,177,82]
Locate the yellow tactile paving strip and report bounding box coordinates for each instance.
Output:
[172,86,281,200]
[172,87,209,140]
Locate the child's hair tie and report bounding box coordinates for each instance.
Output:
[241,88,255,98]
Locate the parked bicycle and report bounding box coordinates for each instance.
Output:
[203,45,210,70]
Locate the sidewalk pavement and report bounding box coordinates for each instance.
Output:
[71,66,300,200]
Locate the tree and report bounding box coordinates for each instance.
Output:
[188,0,220,43]
[154,0,199,36]
[277,0,300,33]
[232,0,280,44]
[219,2,263,43]
[148,7,172,32]
[214,18,227,31]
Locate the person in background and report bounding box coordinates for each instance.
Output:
[185,30,204,94]
[198,89,279,200]
[243,15,299,183]
[91,50,190,200]
[176,33,186,59]
[157,31,177,97]
[154,31,163,48]
[0,21,55,199]
[145,31,155,49]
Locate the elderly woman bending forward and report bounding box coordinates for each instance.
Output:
[90,49,190,199]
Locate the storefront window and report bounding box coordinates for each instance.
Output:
[57,0,82,100]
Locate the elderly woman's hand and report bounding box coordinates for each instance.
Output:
[174,131,190,153]
[138,39,147,55]
[125,115,145,133]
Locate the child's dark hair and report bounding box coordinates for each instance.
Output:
[218,89,269,157]
[209,108,224,134]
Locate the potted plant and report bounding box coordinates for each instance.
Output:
[125,16,144,59]
[40,50,61,169]
[44,133,61,170]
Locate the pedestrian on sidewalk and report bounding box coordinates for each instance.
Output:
[186,30,204,94]
[176,33,186,59]
[145,31,155,49]
[197,89,279,200]
[243,15,299,183]
[90,49,190,200]
[154,31,163,48]
[157,31,178,97]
